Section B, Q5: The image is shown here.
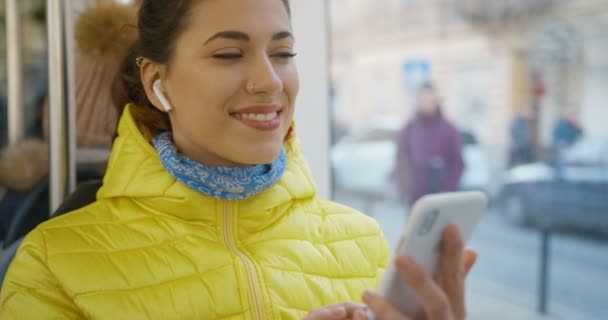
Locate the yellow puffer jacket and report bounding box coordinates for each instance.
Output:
[0,106,389,319]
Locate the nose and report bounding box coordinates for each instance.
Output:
[246,55,283,96]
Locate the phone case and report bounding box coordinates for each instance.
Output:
[370,191,487,318]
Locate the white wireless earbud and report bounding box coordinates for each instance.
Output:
[153,79,173,112]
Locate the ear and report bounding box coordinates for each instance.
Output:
[140,58,169,113]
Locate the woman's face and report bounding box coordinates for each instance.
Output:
[152,0,298,166]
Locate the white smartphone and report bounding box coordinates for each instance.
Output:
[369,191,487,318]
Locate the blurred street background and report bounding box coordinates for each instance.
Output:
[330,1,608,319]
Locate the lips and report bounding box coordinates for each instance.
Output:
[231,104,283,131]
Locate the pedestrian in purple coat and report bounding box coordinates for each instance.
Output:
[395,83,464,205]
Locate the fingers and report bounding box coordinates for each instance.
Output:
[353,309,368,320]
[304,303,366,320]
[342,302,368,318]
[394,255,452,320]
[362,290,412,320]
[438,225,466,319]
[463,249,478,276]
[304,305,346,320]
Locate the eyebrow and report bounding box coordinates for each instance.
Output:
[204,30,294,45]
[272,31,294,41]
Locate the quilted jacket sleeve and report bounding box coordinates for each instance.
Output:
[0,229,83,319]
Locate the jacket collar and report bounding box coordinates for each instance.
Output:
[98,104,317,224]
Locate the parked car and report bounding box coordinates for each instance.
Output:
[497,136,608,234]
[331,121,491,200]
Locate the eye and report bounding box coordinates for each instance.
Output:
[272,52,298,60]
[212,53,243,60]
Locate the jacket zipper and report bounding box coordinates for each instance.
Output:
[223,201,265,320]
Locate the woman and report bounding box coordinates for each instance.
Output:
[0,1,476,319]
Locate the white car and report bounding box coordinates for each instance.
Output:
[331,123,491,200]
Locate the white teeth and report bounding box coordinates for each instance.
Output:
[265,112,277,121]
[237,111,278,121]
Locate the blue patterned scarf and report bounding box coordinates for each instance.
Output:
[153,132,287,200]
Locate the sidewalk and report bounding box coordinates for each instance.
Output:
[468,288,561,320]
[466,279,588,320]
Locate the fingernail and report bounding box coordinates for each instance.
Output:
[362,290,375,304]
[395,255,410,268]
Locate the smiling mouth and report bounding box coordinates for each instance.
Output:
[230,110,283,131]
[232,111,281,122]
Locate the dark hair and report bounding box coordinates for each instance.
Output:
[111,0,292,139]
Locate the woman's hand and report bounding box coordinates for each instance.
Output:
[303,302,367,320]
[355,225,478,320]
